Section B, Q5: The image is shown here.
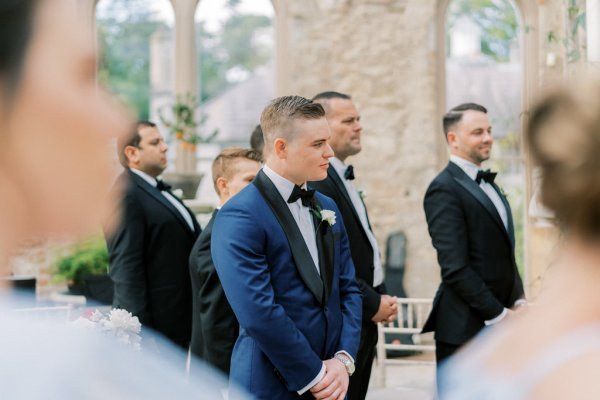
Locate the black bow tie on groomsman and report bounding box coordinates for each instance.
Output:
[344,165,355,180]
[288,185,316,208]
[475,169,497,184]
[156,179,172,192]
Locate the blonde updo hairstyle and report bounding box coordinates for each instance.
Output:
[527,78,600,237]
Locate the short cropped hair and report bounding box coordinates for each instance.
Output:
[116,120,156,168]
[260,95,325,150]
[212,147,262,195]
[442,103,488,138]
[312,91,352,113]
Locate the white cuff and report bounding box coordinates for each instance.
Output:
[297,363,326,395]
[484,308,508,326]
[513,299,527,307]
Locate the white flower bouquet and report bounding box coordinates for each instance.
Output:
[71,308,142,350]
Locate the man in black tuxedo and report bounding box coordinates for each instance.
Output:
[311,92,397,400]
[105,121,200,348]
[188,147,261,375]
[422,103,525,368]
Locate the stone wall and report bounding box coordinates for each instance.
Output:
[276,1,441,297]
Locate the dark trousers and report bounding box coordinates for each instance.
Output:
[435,340,461,399]
[347,322,378,400]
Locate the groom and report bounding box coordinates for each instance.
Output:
[212,96,362,400]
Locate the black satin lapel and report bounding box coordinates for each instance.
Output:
[494,183,515,247]
[253,171,324,305]
[448,164,509,241]
[313,198,334,304]
[130,171,197,237]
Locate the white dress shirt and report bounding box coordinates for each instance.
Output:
[329,158,383,287]
[449,155,518,324]
[129,168,195,232]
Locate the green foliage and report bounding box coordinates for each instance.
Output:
[197,11,272,101]
[447,0,519,62]
[53,236,109,286]
[158,93,218,144]
[97,0,169,120]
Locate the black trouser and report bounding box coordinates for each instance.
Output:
[347,321,378,400]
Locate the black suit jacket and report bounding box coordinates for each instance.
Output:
[188,209,239,375]
[105,169,200,347]
[422,162,524,345]
[310,165,382,321]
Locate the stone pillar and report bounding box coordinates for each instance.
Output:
[588,0,600,62]
[170,0,200,97]
[272,0,290,96]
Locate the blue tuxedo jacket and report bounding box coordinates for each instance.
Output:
[211,170,362,399]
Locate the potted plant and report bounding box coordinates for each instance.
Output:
[53,235,113,305]
[159,93,218,198]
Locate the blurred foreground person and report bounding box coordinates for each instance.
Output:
[0,1,236,398]
[189,147,261,375]
[439,78,600,399]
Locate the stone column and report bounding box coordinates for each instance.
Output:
[588,0,600,62]
[170,0,200,97]
[271,0,289,96]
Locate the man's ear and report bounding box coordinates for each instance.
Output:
[273,138,287,159]
[124,145,139,166]
[446,131,457,147]
[216,176,229,196]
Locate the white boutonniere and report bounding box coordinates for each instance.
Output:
[172,188,184,199]
[319,209,336,226]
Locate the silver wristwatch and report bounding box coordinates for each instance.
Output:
[334,353,355,376]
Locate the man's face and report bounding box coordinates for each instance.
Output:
[285,117,334,184]
[130,126,168,177]
[448,110,493,165]
[225,158,261,200]
[326,98,362,160]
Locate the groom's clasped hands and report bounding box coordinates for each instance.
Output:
[310,358,350,400]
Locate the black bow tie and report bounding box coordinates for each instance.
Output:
[344,165,355,180]
[475,169,497,184]
[156,180,172,191]
[288,185,316,208]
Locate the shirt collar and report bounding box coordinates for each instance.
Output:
[130,168,158,187]
[329,157,347,180]
[262,164,307,204]
[449,155,481,181]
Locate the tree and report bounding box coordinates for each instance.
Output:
[197,4,272,101]
[97,0,169,120]
[447,0,519,62]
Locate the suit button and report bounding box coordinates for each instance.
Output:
[324,306,328,312]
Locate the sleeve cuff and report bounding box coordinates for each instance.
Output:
[513,299,527,307]
[484,308,508,326]
[335,350,355,364]
[297,363,326,395]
